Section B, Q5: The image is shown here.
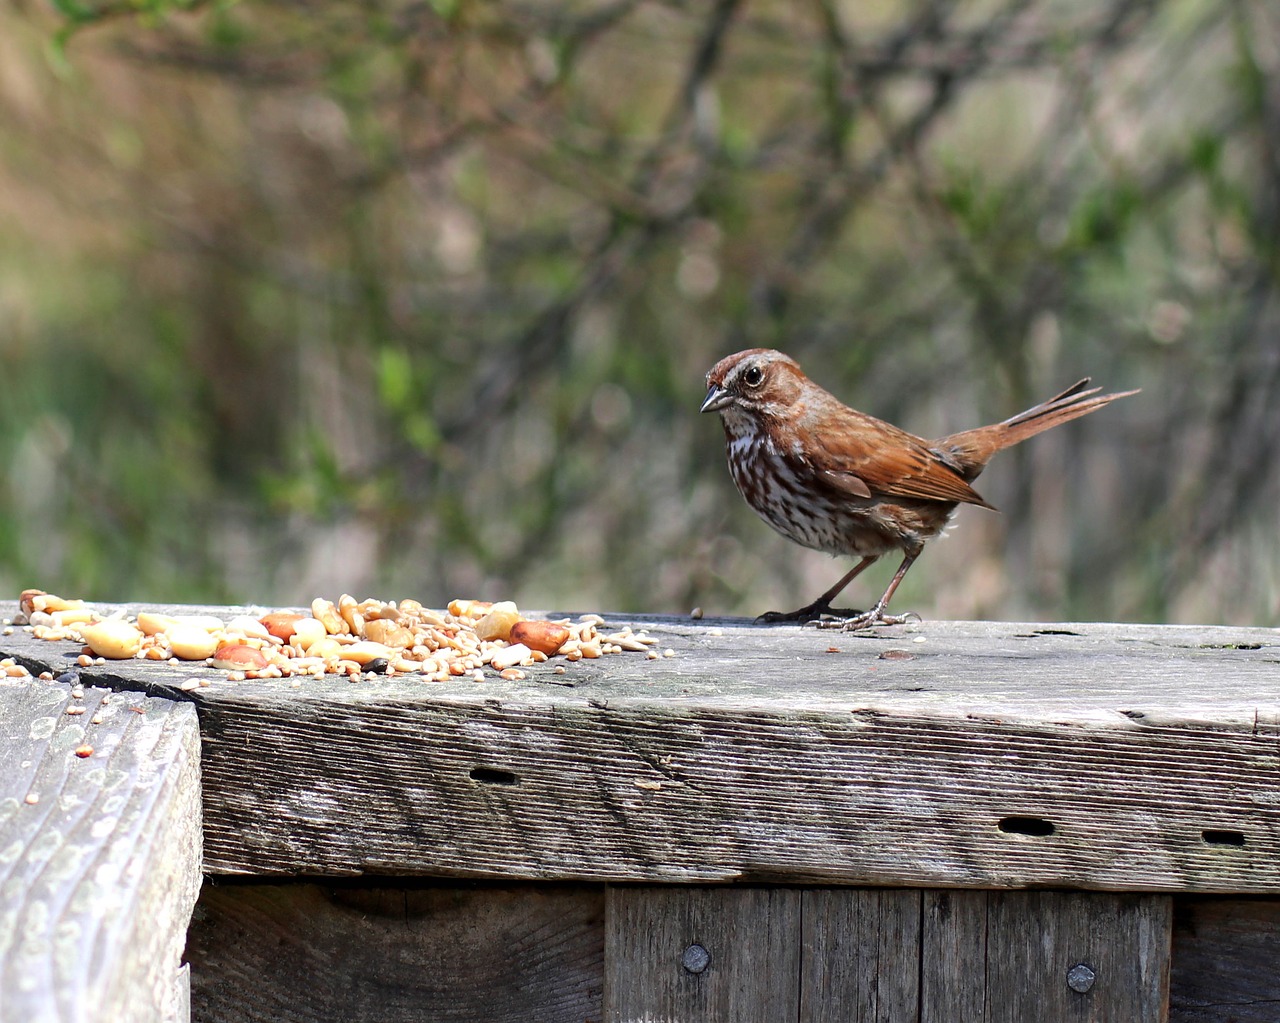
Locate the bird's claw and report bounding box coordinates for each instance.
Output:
[756,603,863,625]
[812,609,922,632]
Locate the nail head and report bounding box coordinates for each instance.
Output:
[681,943,710,974]
[1067,963,1096,993]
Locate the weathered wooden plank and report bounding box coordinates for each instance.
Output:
[604,886,801,1022]
[920,891,988,1021]
[5,604,1280,890]
[799,888,921,1022]
[186,881,604,1023]
[1169,897,1280,1021]
[194,694,1280,890]
[607,887,1170,1021]
[990,892,1168,1020]
[8,604,1279,720]
[0,680,202,1023]
[929,891,1172,1023]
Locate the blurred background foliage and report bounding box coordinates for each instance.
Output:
[0,0,1277,624]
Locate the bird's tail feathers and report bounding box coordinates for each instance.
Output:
[935,379,1139,479]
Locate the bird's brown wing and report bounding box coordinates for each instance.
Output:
[809,412,995,509]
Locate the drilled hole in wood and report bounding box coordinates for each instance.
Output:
[998,816,1055,837]
[1202,829,1245,847]
[469,767,520,786]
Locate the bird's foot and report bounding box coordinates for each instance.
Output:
[755,601,864,625]
[813,606,922,632]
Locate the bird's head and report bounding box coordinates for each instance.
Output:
[701,349,805,427]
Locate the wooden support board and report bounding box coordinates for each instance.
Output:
[1169,897,1280,1021]
[3,604,1279,891]
[185,881,1177,1022]
[0,680,202,1023]
[606,886,1170,1023]
[186,881,604,1023]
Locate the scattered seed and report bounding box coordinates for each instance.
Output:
[491,643,532,671]
[74,745,94,758]
[24,792,38,805]
[16,591,673,685]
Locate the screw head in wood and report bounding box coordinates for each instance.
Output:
[1067,963,1096,993]
[681,943,711,974]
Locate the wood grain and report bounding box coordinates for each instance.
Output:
[5,605,1280,890]
[608,886,1170,1022]
[980,892,1171,1022]
[604,886,802,1022]
[187,881,604,1023]
[799,888,922,1022]
[921,890,988,1021]
[0,681,202,1023]
[1169,896,1280,1022]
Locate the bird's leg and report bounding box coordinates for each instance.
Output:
[756,556,879,624]
[815,552,922,631]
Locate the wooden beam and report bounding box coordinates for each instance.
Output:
[0,681,202,1023]
[191,882,1230,1023]
[1170,896,1280,1022]
[186,882,604,1023]
[4,606,1280,890]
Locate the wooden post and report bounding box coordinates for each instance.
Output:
[0,682,202,1023]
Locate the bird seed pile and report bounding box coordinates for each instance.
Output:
[10,589,670,684]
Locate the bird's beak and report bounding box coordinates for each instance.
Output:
[700,384,733,413]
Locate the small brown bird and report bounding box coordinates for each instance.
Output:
[701,349,1138,630]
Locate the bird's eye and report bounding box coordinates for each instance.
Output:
[743,365,765,388]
